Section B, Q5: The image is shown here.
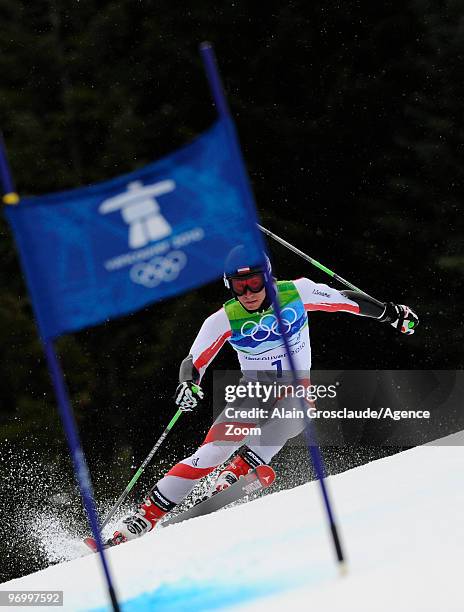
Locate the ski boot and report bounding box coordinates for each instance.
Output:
[106,486,176,547]
[196,446,267,504]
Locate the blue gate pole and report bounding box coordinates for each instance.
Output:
[0,133,121,610]
[199,42,346,570]
[44,340,121,611]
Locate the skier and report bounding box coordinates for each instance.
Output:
[106,245,419,546]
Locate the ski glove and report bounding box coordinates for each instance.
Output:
[379,302,419,335]
[175,381,204,412]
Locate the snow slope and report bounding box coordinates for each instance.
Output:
[4,433,464,612]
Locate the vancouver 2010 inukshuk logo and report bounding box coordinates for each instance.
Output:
[99,180,205,288]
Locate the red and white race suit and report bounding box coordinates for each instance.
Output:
[154,278,361,503]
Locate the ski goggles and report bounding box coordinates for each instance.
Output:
[230,272,265,296]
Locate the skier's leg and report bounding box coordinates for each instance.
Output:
[108,406,256,545]
[247,401,308,463]
[204,445,268,497]
[208,395,311,493]
[248,390,314,463]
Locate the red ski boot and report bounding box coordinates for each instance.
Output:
[209,447,267,495]
[106,487,176,547]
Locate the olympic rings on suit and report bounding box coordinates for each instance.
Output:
[240,307,298,341]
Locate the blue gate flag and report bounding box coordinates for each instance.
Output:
[5,119,262,340]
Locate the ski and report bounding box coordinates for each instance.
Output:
[84,537,112,553]
[161,464,276,528]
[83,465,275,551]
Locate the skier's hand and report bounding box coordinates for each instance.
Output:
[175,381,204,412]
[380,302,419,335]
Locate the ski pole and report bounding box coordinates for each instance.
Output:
[100,408,183,531]
[257,223,384,307]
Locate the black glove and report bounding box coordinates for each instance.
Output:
[379,302,419,335]
[174,381,204,412]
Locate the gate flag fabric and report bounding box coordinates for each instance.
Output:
[5,118,262,340]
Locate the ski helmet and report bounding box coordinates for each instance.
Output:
[223,245,272,293]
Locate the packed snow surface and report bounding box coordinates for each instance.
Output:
[4,432,464,611]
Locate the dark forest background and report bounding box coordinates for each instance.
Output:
[0,0,462,582]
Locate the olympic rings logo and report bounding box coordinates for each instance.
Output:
[240,307,298,341]
[130,250,187,288]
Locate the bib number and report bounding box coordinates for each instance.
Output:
[271,359,282,378]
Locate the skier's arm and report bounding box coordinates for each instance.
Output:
[338,289,385,318]
[179,308,231,384]
[179,355,200,385]
[294,278,419,334]
[293,277,363,315]
[175,309,231,412]
[341,291,419,334]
